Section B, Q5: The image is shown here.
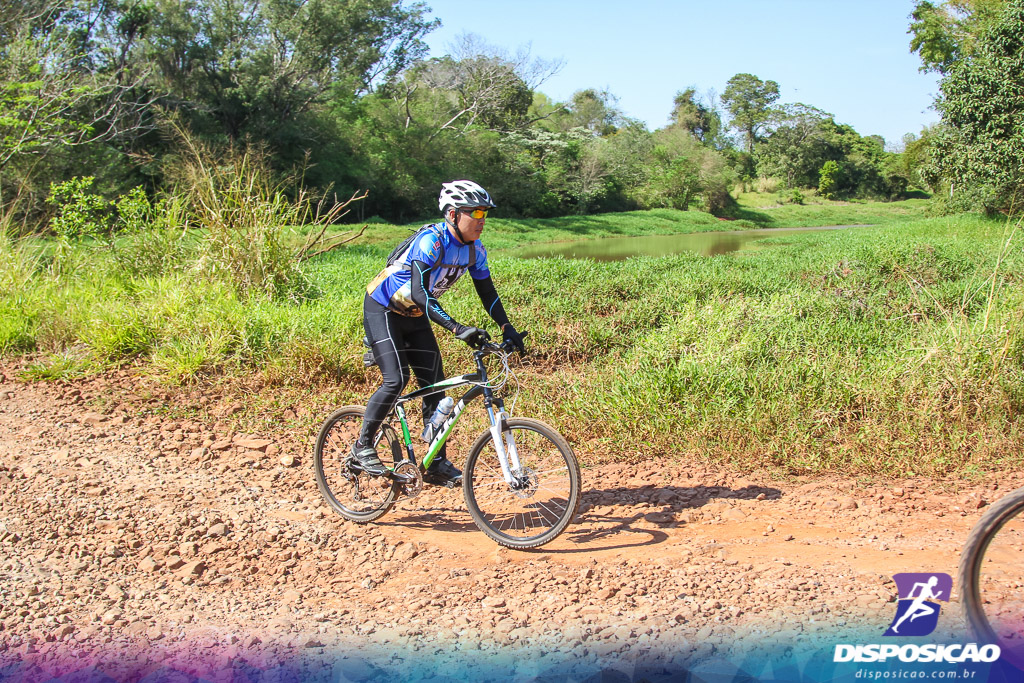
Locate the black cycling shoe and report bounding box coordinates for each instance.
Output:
[350,442,387,477]
[422,457,462,487]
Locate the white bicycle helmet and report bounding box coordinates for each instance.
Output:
[438,180,497,214]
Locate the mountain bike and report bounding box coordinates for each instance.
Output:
[313,338,581,549]
[958,484,1024,669]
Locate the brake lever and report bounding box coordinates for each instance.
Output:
[507,329,529,356]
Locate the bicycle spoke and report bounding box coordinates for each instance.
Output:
[314,407,399,523]
[532,498,564,521]
[464,419,580,547]
[526,466,570,477]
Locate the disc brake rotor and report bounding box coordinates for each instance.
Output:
[510,467,538,499]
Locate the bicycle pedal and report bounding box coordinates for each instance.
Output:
[423,477,460,489]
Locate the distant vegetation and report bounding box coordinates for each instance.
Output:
[8,0,1021,230]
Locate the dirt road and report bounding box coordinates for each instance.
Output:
[0,363,1018,680]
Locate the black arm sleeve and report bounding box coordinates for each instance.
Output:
[472,275,511,329]
[410,259,463,334]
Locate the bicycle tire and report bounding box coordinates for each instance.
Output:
[314,405,401,523]
[958,485,1024,669]
[462,417,581,549]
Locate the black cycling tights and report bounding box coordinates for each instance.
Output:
[359,295,446,453]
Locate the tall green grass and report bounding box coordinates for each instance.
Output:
[405,214,1022,475]
[1,199,1020,475]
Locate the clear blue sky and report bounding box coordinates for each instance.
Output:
[419,0,941,148]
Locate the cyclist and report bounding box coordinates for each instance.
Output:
[352,180,526,486]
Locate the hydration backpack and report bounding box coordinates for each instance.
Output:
[386,224,475,269]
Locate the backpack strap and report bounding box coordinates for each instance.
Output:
[411,225,476,270]
[386,223,476,272]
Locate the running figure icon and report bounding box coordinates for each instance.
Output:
[891,576,942,633]
[883,573,952,637]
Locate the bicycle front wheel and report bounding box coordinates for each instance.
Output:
[959,485,1024,669]
[314,405,400,523]
[463,417,581,549]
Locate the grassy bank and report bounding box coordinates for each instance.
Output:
[334,194,934,254]
[2,201,1021,476]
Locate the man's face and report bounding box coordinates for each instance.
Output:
[449,207,488,243]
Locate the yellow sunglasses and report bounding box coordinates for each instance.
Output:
[461,208,488,219]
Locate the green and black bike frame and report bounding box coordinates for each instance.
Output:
[389,346,523,483]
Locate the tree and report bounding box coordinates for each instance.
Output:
[560,88,621,136]
[928,0,1024,212]
[755,103,835,188]
[909,0,1008,73]
[668,87,723,146]
[754,104,905,199]
[395,33,561,139]
[894,126,938,190]
[568,137,609,213]
[721,73,780,155]
[140,0,437,141]
[0,0,157,170]
[0,0,158,219]
[818,160,839,199]
[634,127,733,213]
[600,121,654,196]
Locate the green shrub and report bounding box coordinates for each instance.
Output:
[109,194,195,278]
[47,177,111,239]
[818,160,839,200]
[0,300,34,352]
[151,331,235,383]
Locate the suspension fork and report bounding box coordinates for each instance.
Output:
[484,390,523,485]
[473,351,521,484]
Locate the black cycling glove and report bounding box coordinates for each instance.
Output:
[456,326,490,349]
[502,324,527,354]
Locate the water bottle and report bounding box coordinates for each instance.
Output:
[421,396,455,443]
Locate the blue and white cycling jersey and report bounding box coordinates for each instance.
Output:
[367,223,490,316]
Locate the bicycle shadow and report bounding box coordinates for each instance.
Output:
[380,484,782,554]
[549,483,783,554]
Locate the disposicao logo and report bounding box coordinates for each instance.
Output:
[883,573,951,637]
[833,571,1001,664]
[833,643,1001,664]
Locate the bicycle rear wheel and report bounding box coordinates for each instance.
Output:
[463,417,581,549]
[314,405,400,523]
[959,485,1024,669]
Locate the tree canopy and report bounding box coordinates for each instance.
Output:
[0,1,932,226]
[721,73,780,155]
[927,0,1024,213]
[908,0,1008,73]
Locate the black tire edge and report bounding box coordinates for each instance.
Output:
[462,417,581,549]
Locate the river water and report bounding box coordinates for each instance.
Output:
[511,224,872,261]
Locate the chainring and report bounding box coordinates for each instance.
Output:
[394,461,424,499]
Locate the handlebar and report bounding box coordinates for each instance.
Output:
[480,340,511,355]
[479,330,529,356]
